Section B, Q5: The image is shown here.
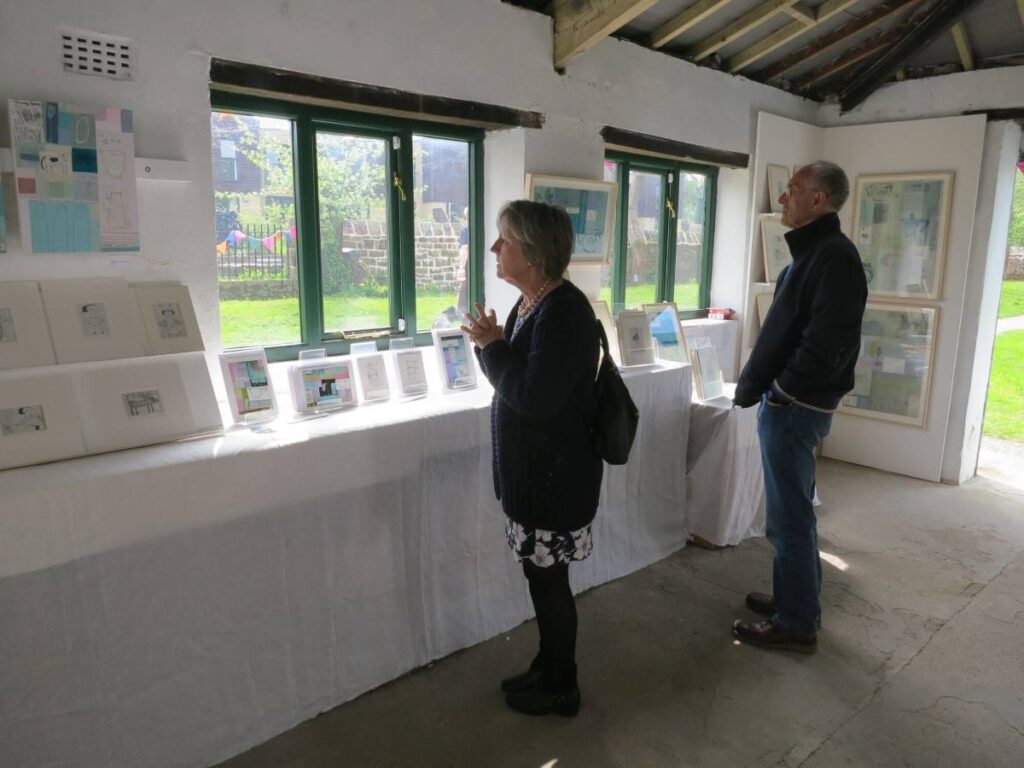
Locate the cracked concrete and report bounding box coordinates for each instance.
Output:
[217,460,1024,768]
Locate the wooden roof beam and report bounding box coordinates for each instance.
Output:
[649,0,734,48]
[838,0,986,112]
[727,0,860,73]
[755,0,926,82]
[552,0,659,68]
[797,27,906,92]
[951,20,975,70]
[689,0,800,62]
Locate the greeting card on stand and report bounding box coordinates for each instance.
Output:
[354,353,391,402]
[289,357,357,413]
[219,348,277,423]
[433,328,477,390]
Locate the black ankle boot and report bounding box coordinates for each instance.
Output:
[504,662,580,717]
[500,655,545,694]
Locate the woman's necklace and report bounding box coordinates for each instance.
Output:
[517,276,556,318]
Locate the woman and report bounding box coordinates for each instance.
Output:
[462,200,602,717]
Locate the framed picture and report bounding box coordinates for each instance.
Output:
[354,353,391,402]
[288,357,356,413]
[755,291,774,327]
[394,348,428,396]
[590,300,621,365]
[433,328,478,390]
[133,282,204,355]
[0,178,6,253]
[525,174,617,262]
[40,277,145,364]
[0,281,57,370]
[0,370,85,470]
[642,302,688,364]
[219,348,277,423]
[766,164,790,213]
[851,172,953,300]
[839,303,938,427]
[759,214,792,283]
[615,310,656,367]
[690,344,725,400]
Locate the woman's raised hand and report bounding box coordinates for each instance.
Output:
[461,303,503,349]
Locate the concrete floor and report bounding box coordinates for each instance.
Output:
[218,459,1024,768]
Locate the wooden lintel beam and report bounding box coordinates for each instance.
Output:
[781,3,816,25]
[838,0,986,112]
[649,0,733,48]
[755,0,926,82]
[689,0,799,62]
[798,29,905,92]
[553,0,659,68]
[728,0,859,73]
[951,20,975,70]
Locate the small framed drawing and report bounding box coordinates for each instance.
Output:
[354,353,391,402]
[0,281,57,370]
[590,300,621,365]
[839,303,938,427]
[525,174,617,262]
[851,172,953,300]
[40,278,146,364]
[690,345,725,400]
[754,291,774,327]
[0,370,85,470]
[766,164,790,213]
[395,348,428,396]
[615,310,656,367]
[642,302,688,363]
[433,328,478,390]
[133,282,204,355]
[219,348,277,423]
[289,357,357,413]
[759,214,792,282]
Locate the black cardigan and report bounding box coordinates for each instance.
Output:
[735,212,867,411]
[477,281,603,532]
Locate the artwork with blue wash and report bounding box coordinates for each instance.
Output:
[8,99,139,253]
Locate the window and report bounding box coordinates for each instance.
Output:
[210,92,483,359]
[602,153,716,317]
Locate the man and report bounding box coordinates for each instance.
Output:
[732,161,867,653]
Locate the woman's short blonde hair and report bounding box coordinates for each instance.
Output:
[497,200,573,280]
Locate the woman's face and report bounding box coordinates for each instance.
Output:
[490,231,532,286]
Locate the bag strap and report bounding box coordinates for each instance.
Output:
[594,318,613,379]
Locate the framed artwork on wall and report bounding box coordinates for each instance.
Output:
[590,299,620,365]
[0,281,57,370]
[839,303,938,427]
[642,302,688,364]
[524,174,618,262]
[0,178,6,253]
[288,357,357,413]
[433,328,477,390]
[219,348,277,423]
[615,310,656,367]
[759,214,792,283]
[851,172,953,300]
[766,164,789,213]
[0,370,85,470]
[133,282,204,355]
[40,277,146,364]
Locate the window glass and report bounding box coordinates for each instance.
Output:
[625,170,661,307]
[674,172,707,311]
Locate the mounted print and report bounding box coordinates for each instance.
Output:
[0,370,86,470]
[288,357,357,413]
[394,348,428,396]
[8,99,139,253]
[0,178,7,252]
[852,172,953,300]
[219,348,277,423]
[433,328,477,390]
[615,310,656,367]
[766,164,789,213]
[525,174,617,262]
[40,277,145,363]
[755,290,774,327]
[759,214,791,282]
[354,353,391,402]
[642,302,688,363]
[590,299,621,365]
[133,282,204,355]
[690,344,725,400]
[0,281,57,370]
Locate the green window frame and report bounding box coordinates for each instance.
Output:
[604,151,717,319]
[210,91,485,361]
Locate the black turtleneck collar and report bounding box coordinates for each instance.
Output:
[784,211,841,259]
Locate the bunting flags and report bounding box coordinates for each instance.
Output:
[216,226,294,253]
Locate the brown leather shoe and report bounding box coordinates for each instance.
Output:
[732,619,817,654]
[745,592,775,617]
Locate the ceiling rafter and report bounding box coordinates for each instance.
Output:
[552,0,659,68]
[781,3,817,24]
[689,0,800,62]
[754,0,927,83]
[797,26,908,92]
[838,0,986,111]
[648,0,734,48]
[727,0,861,73]
[950,20,975,70]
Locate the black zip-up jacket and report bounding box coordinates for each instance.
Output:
[734,212,867,411]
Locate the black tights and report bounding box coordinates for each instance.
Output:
[523,560,577,674]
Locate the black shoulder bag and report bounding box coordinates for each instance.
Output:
[592,319,639,465]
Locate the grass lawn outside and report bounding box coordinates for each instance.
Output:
[998,280,1024,319]
[983,330,1024,441]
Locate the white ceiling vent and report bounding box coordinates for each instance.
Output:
[60,27,134,80]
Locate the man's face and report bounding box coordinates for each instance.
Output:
[780,169,828,229]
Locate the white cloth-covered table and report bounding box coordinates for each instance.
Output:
[0,363,689,768]
[686,383,765,546]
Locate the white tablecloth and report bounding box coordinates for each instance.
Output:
[0,363,689,768]
[686,384,765,546]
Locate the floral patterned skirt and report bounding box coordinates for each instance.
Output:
[505,517,593,568]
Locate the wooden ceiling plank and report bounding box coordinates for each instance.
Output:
[781,3,817,25]
[727,0,860,73]
[798,28,905,91]
[838,0,986,112]
[552,0,660,68]
[755,0,927,83]
[951,20,974,70]
[649,0,734,48]
[689,0,800,61]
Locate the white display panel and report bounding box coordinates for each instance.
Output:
[0,370,85,469]
[40,277,145,363]
[133,282,204,355]
[0,281,56,370]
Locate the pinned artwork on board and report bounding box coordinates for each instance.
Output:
[8,99,140,253]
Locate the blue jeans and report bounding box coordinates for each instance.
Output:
[757,393,833,635]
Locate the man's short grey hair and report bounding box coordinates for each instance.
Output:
[802,161,850,211]
[497,200,573,280]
